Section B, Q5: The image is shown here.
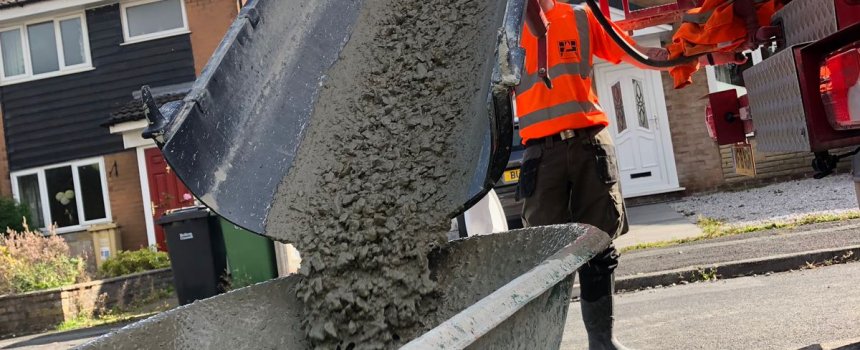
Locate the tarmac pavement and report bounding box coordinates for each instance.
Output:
[0,323,126,350]
[600,219,860,292]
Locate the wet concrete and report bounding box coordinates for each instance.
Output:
[264,0,506,348]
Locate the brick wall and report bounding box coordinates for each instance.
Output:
[0,269,173,337]
[185,0,240,75]
[661,70,725,193]
[104,151,148,250]
[0,108,11,196]
[720,141,854,186]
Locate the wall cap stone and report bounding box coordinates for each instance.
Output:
[87,223,118,231]
[0,268,172,301]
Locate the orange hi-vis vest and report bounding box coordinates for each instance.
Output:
[516,3,634,144]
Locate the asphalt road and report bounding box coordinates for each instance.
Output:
[562,261,860,350]
[0,323,123,350]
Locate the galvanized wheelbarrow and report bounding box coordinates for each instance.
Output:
[84,0,611,348]
[78,224,610,349]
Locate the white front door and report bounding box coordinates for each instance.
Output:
[595,63,680,198]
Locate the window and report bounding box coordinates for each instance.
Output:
[11,158,111,233]
[0,13,91,84]
[121,0,189,43]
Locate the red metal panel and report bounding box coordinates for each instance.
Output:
[707,90,747,145]
[836,0,860,29]
[797,23,860,151]
[600,0,611,17]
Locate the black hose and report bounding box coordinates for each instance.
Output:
[583,0,704,68]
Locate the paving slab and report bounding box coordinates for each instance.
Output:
[615,203,703,250]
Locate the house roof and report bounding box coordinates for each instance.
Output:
[103,92,186,127]
[0,0,47,10]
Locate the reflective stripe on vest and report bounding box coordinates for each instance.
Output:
[517,6,596,130]
[518,100,599,129]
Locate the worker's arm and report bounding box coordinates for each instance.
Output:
[585,7,747,70]
[585,6,671,70]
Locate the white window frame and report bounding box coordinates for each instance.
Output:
[0,12,93,86]
[11,157,113,234]
[120,0,190,45]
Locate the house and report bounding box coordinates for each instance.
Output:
[0,0,837,255]
[0,0,240,257]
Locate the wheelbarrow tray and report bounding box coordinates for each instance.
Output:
[78,224,610,349]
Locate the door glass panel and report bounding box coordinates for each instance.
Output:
[0,29,25,77]
[60,18,85,66]
[78,163,106,221]
[611,82,627,133]
[633,79,649,129]
[16,174,44,228]
[45,166,78,227]
[27,21,60,74]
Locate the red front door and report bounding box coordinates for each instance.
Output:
[145,148,195,251]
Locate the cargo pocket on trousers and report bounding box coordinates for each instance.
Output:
[606,190,626,238]
[516,146,542,201]
[594,142,619,185]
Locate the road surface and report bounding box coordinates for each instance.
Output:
[4,262,858,349]
[562,261,860,349]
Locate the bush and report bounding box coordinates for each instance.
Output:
[0,223,86,295]
[0,196,32,232]
[99,248,170,278]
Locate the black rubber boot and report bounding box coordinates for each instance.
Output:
[580,274,631,350]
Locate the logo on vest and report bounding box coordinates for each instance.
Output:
[558,40,579,61]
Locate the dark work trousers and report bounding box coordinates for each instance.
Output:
[518,126,629,302]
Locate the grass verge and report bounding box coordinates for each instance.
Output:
[55,311,155,332]
[621,211,860,253]
[55,287,175,332]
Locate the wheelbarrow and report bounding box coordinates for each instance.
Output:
[78,224,610,349]
[86,0,613,348]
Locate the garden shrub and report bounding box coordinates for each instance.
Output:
[99,248,170,278]
[0,196,31,232]
[0,222,86,295]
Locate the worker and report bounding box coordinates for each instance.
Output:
[515,1,673,349]
[667,0,784,88]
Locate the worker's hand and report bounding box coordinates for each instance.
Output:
[699,52,748,66]
[639,47,669,61]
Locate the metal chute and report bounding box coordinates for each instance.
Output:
[141,0,539,236]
